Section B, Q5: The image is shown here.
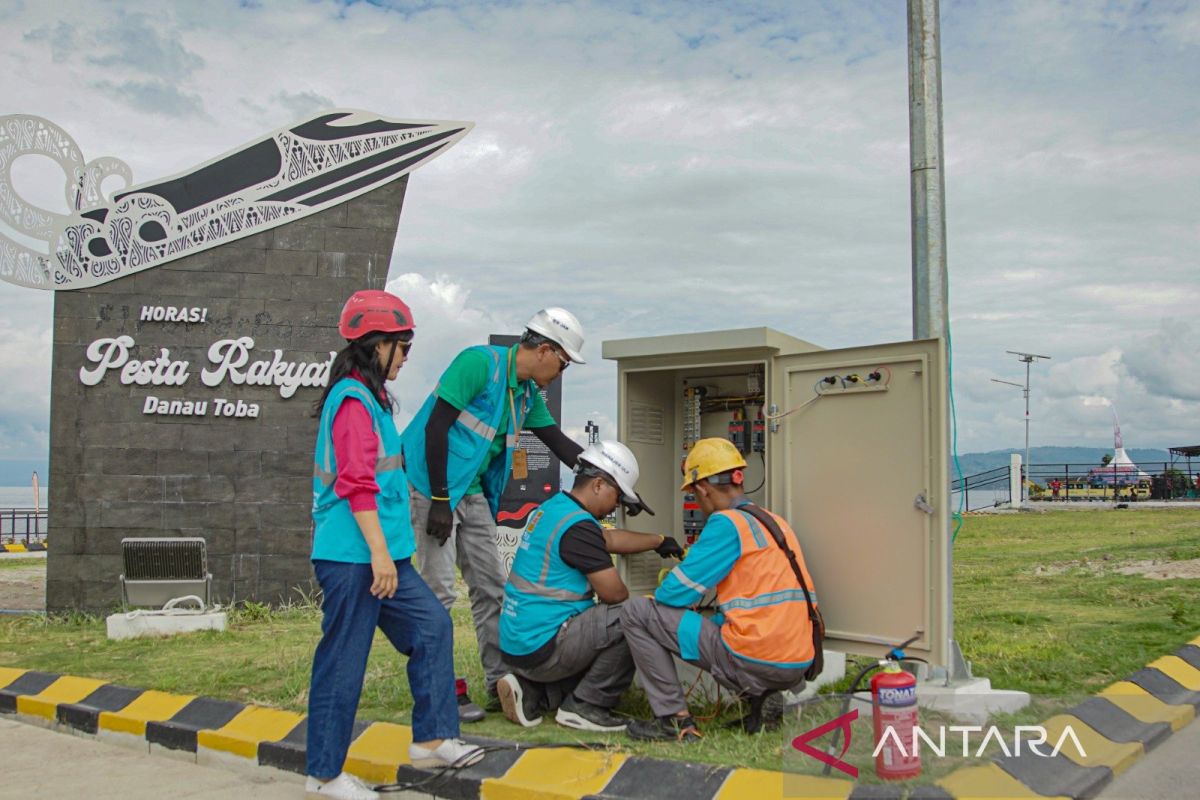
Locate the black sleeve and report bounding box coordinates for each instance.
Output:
[558,520,613,574]
[423,398,459,498]
[530,425,584,469]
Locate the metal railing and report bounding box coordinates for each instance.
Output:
[951,466,1012,511]
[0,508,48,544]
[952,462,1200,510]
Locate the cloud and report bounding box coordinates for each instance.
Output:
[91,80,206,118]
[84,11,204,81]
[1122,319,1200,403]
[273,90,336,120]
[22,21,78,62]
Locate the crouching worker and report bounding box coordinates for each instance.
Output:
[496,441,682,732]
[623,438,820,743]
[306,291,483,800]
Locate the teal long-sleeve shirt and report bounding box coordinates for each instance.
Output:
[655,497,764,615]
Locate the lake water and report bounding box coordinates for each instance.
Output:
[0,486,48,509]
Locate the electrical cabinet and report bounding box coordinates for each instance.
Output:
[602,327,949,666]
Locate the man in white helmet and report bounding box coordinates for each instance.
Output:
[495,441,683,732]
[402,308,591,721]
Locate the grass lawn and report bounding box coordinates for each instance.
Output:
[1,507,1197,771]
[0,557,47,570]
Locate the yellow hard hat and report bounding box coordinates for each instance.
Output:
[680,438,748,490]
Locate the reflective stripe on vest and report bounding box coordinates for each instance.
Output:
[500,493,596,656]
[311,378,413,563]
[401,345,536,517]
[713,507,816,668]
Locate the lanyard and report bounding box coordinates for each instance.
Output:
[506,347,528,439]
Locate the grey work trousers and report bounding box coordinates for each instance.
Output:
[504,602,636,711]
[411,489,506,692]
[621,595,807,717]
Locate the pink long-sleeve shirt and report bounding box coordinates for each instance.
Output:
[331,373,382,513]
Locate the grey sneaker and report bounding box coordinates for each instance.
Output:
[496,673,542,727]
[554,694,627,732]
[457,692,486,723]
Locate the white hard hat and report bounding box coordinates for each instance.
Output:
[525,307,586,364]
[578,440,652,513]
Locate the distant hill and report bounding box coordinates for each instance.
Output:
[956,447,1173,476]
[0,459,49,487]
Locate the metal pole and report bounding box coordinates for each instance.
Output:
[908,0,962,679]
[909,0,948,341]
[1024,358,1031,505]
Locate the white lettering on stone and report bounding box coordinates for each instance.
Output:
[142,396,208,417]
[116,347,190,386]
[140,305,208,323]
[82,334,333,399]
[212,398,260,418]
[79,336,135,385]
[202,337,335,399]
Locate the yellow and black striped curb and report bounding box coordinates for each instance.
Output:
[0,664,847,800]
[0,541,47,553]
[1,634,1198,799]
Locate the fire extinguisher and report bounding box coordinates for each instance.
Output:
[820,634,925,781]
[870,663,921,780]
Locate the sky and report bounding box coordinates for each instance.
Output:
[0,0,1197,476]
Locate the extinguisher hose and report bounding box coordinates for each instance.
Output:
[819,656,928,777]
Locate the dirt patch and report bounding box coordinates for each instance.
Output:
[1112,558,1200,580]
[0,561,46,610]
[1031,556,1200,580]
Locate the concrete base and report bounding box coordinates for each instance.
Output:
[786,650,848,702]
[916,677,1031,724]
[106,610,227,641]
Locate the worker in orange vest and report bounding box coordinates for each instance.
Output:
[622,438,820,742]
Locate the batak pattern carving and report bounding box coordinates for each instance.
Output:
[0,110,473,290]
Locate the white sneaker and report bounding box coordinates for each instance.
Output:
[305,772,379,800]
[408,738,486,769]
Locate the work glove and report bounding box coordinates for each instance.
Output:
[654,536,685,560]
[426,498,453,547]
[622,495,655,518]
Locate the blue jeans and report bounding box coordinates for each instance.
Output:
[306,558,459,779]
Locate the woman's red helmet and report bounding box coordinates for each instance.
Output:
[338,290,415,340]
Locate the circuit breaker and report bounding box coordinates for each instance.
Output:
[602,327,949,666]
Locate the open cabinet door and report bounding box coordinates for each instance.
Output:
[768,337,949,666]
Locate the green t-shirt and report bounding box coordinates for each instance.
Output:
[436,345,556,494]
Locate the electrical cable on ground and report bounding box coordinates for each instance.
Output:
[372,741,607,794]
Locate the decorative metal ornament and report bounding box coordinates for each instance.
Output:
[0,110,473,290]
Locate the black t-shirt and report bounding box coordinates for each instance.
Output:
[501,493,612,667]
[558,505,613,575]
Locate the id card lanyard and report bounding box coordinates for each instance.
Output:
[507,347,530,480]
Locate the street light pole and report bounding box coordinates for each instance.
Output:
[992,351,1051,506]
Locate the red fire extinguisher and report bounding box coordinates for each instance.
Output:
[871,663,921,780]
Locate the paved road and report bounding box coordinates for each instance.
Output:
[1097,718,1200,800]
[0,717,305,798]
[0,716,439,799]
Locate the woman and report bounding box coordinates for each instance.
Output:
[306,290,483,800]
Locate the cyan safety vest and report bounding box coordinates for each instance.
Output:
[499,492,596,656]
[312,377,413,563]
[402,345,536,518]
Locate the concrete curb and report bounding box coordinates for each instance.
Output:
[1,635,1197,798]
[0,541,47,553]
